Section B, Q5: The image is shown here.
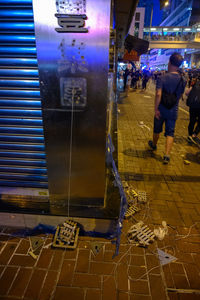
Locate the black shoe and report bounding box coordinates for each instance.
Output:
[148,140,157,151]
[163,155,170,164]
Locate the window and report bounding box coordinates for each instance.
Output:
[135,22,140,30]
[135,12,140,21]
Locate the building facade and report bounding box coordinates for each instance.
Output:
[148,0,200,70]
[129,7,145,39]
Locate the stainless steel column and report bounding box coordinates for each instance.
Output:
[32,0,111,210]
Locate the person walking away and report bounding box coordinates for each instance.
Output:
[148,53,186,164]
[125,73,132,97]
[186,75,200,144]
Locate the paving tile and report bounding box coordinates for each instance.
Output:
[149,274,167,300]
[184,264,200,289]
[145,254,160,275]
[102,276,117,300]
[36,248,54,268]
[9,254,36,267]
[85,289,101,300]
[118,292,129,300]
[128,265,147,280]
[130,255,145,266]
[49,249,64,271]
[72,273,101,288]
[0,243,17,265]
[64,249,77,260]
[116,263,129,291]
[90,261,114,275]
[75,249,90,273]
[130,279,149,295]
[0,266,18,295]
[8,267,32,298]
[24,269,46,299]
[170,262,185,275]
[15,239,30,255]
[167,292,179,300]
[57,260,75,286]
[130,294,151,300]
[172,274,190,289]
[162,264,175,288]
[53,286,84,300]
[39,270,58,300]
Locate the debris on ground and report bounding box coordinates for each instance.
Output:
[157,248,177,266]
[127,221,155,247]
[28,236,45,259]
[154,221,168,240]
[52,219,79,249]
[183,159,191,165]
[125,205,140,218]
[90,241,104,256]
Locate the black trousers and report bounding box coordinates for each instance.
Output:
[188,107,200,136]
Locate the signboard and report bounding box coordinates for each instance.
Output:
[123,49,139,61]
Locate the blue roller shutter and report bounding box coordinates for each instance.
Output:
[0,0,48,188]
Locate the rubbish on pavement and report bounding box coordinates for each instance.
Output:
[127,221,155,247]
[90,241,104,256]
[28,250,38,260]
[125,205,140,218]
[154,221,168,240]
[157,248,177,266]
[183,159,191,165]
[137,191,147,203]
[52,219,79,249]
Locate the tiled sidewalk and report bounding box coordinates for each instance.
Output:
[0,86,200,300]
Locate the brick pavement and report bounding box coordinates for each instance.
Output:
[0,85,200,299]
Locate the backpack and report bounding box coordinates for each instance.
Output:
[161,76,183,109]
[186,80,200,108]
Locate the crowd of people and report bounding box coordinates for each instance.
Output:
[143,32,196,42]
[119,55,200,164]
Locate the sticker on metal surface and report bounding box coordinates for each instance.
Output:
[157,249,177,266]
[90,242,103,256]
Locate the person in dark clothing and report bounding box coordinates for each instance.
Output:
[148,52,186,164]
[123,66,133,91]
[142,73,149,90]
[186,76,200,144]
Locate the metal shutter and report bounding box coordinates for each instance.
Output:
[0,0,48,189]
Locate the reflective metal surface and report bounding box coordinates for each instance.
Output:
[33,0,111,208]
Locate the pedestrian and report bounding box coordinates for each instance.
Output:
[186,75,200,144]
[148,52,186,164]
